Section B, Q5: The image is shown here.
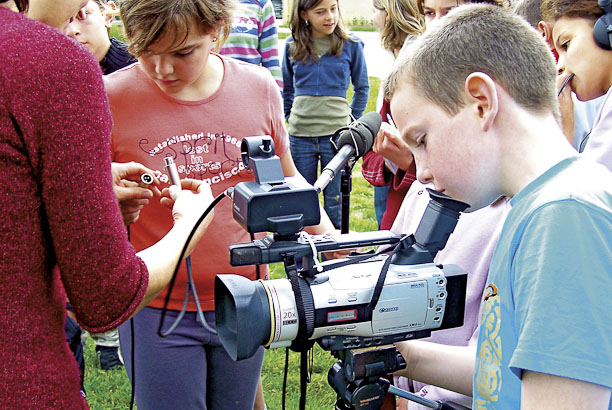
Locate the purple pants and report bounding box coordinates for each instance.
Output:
[119,307,264,410]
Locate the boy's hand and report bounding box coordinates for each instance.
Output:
[111,162,161,225]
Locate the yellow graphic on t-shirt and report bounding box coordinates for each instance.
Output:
[475,283,502,409]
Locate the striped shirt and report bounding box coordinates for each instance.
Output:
[219,0,283,90]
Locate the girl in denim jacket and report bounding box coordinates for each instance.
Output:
[282,0,369,228]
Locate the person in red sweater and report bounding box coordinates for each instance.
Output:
[0,1,214,408]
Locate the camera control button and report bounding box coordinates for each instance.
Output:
[328,298,338,304]
[348,297,357,302]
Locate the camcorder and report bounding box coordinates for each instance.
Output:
[215,133,470,410]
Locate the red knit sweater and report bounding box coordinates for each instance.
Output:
[0,8,148,408]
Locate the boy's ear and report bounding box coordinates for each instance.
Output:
[464,72,498,132]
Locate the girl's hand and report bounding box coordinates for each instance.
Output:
[556,72,575,145]
[111,161,161,225]
[161,179,215,256]
[372,122,414,172]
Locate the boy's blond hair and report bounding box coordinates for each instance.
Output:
[373,0,424,52]
[385,4,559,119]
[120,0,234,56]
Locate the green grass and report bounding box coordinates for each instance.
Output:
[84,78,381,409]
[109,25,126,43]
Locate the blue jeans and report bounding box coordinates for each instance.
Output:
[289,135,341,228]
[374,184,390,229]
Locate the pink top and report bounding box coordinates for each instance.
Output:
[106,56,289,311]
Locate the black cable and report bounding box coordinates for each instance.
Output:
[282,348,289,410]
[157,190,229,338]
[299,350,308,410]
[251,232,262,280]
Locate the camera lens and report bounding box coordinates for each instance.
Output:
[215,275,272,361]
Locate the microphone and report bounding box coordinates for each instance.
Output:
[314,111,382,193]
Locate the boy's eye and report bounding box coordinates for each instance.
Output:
[416,135,427,148]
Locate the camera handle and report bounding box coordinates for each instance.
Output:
[387,386,471,410]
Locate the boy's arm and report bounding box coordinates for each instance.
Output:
[394,340,476,397]
[521,371,611,410]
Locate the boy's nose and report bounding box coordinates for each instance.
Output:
[416,162,433,185]
[65,24,79,38]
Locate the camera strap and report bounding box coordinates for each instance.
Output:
[368,240,405,311]
[316,242,399,274]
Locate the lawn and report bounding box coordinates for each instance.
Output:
[84,78,382,409]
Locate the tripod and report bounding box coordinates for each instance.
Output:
[328,345,470,410]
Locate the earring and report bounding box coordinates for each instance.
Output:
[304,20,310,26]
[213,37,217,42]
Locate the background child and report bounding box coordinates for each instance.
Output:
[218,0,283,91]
[417,0,508,29]
[542,0,612,170]
[512,0,604,152]
[65,0,138,375]
[65,0,136,74]
[386,4,612,408]
[282,0,369,229]
[362,0,422,230]
[105,0,338,408]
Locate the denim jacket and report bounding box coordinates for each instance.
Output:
[282,34,369,120]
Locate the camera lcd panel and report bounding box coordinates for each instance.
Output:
[327,309,358,323]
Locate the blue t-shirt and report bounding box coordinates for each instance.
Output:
[474,156,612,409]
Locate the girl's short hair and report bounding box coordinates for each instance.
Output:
[120,0,234,56]
[374,0,424,52]
[289,0,350,64]
[541,0,604,23]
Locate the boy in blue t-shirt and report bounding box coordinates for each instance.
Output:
[386,4,612,409]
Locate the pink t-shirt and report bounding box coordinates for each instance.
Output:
[106,55,289,311]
